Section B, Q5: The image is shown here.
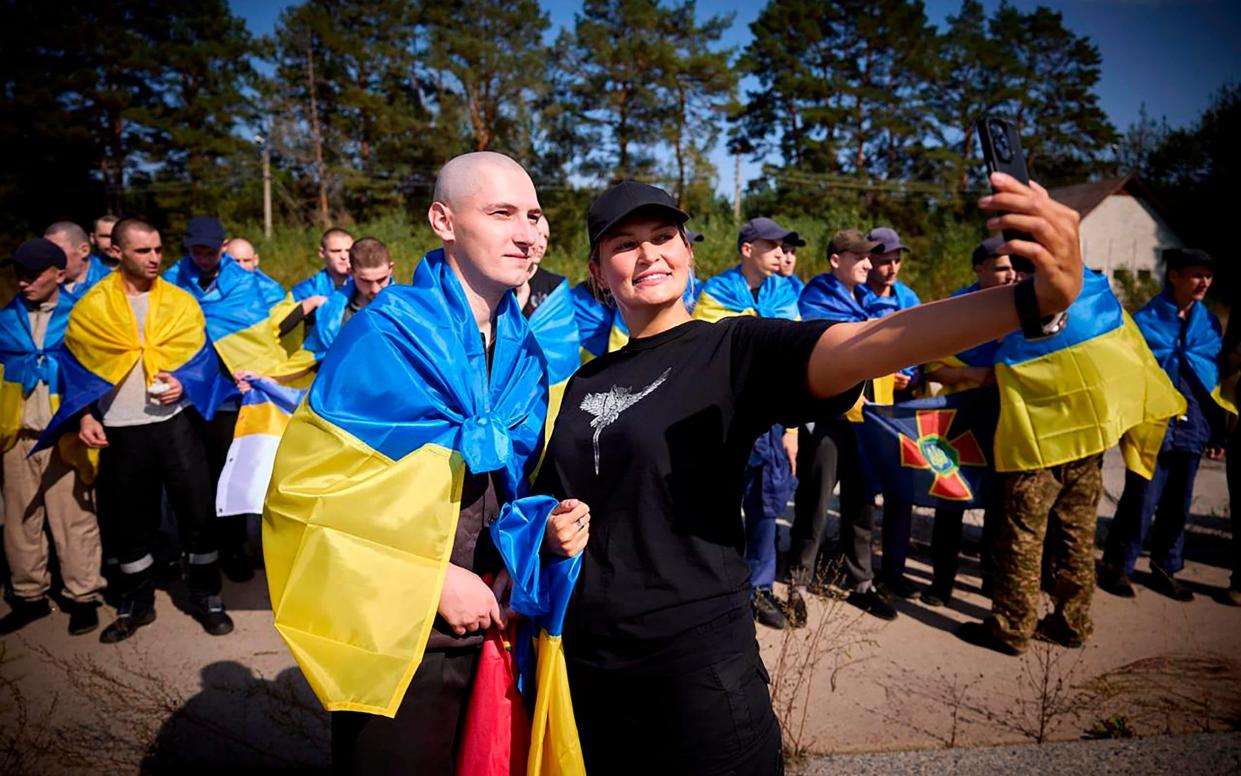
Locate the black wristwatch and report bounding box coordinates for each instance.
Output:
[1014,277,1068,340]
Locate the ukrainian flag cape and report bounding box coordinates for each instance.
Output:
[0,293,73,451]
[164,255,290,375]
[925,283,1002,395]
[571,282,630,362]
[303,280,353,362]
[291,268,337,302]
[787,273,805,295]
[862,280,921,318]
[491,498,586,775]
[264,247,550,717]
[992,269,1185,477]
[37,273,235,450]
[800,273,895,417]
[798,272,870,323]
[1133,289,1237,419]
[528,278,580,446]
[216,378,305,517]
[65,254,114,300]
[695,265,800,322]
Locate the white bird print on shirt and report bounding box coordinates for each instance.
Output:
[579,368,671,474]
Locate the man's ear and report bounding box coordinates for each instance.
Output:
[739,241,753,260]
[829,252,841,270]
[428,202,455,243]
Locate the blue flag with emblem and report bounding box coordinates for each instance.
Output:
[857,391,999,508]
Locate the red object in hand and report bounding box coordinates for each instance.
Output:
[456,619,530,776]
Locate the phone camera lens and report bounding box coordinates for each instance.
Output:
[990,121,1013,162]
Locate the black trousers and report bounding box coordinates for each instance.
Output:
[96,413,220,605]
[193,408,248,555]
[789,418,874,589]
[330,647,480,774]
[929,470,1004,596]
[568,631,782,776]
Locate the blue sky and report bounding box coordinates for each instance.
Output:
[232,0,1241,190]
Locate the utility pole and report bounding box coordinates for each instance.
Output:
[256,131,273,239]
[733,150,742,224]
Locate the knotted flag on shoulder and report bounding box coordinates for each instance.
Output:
[216,378,305,517]
[1132,288,1237,421]
[858,391,999,508]
[0,292,72,451]
[37,272,235,450]
[694,265,799,322]
[992,269,1185,477]
[799,272,895,417]
[164,254,292,376]
[263,247,550,717]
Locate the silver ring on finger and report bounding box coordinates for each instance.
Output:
[575,516,587,532]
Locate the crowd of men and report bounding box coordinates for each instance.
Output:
[0,207,1237,663]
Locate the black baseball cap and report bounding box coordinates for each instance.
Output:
[972,236,1006,266]
[1163,247,1214,271]
[3,238,67,273]
[686,229,705,243]
[183,216,226,249]
[738,217,798,253]
[587,182,689,249]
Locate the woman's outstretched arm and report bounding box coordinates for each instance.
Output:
[808,173,1083,399]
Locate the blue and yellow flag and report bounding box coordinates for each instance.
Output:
[992,269,1185,477]
[859,391,999,508]
[263,247,549,717]
[799,272,896,417]
[695,265,800,322]
[490,498,586,775]
[37,273,235,450]
[571,282,629,362]
[861,280,921,318]
[216,378,306,517]
[290,268,337,302]
[64,254,115,300]
[1132,288,1237,420]
[0,293,73,451]
[164,255,292,375]
[528,277,580,449]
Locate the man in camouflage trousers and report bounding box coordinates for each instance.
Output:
[969,455,1103,654]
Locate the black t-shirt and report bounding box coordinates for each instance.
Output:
[522,267,565,318]
[534,316,860,672]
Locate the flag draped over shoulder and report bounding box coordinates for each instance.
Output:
[992,269,1185,477]
[490,497,586,776]
[528,278,580,451]
[924,284,1002,395]
[571,282,629,362]
[1133,289,1237,419]
[216,378,305,517]
[37,273,235,450]
[858,391,999,508]
[164,255,290,375]
[291,268,336,302]
[263,247,549,717]
[0,293,72,451]
[799,272,895,418]
[861,280,921,318]
[65,255,114,300]
[694,265,799,322]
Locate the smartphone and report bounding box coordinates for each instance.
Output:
[976,116,1034,273]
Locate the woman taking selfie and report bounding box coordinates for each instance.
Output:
[534,174,1083,774]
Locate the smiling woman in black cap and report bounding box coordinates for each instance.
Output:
[533,174,1084,774]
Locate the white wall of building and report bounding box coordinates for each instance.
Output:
[1080,192,1183,285]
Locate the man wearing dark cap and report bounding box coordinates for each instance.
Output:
[0,239,105,635]
[790,229,898,621]
[1100,248,1235,601]
[920,236,1015,606]
[780,234,806,293]
[164,216,293,582]
[695,216,804,629]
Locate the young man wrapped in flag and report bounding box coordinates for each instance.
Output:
[264,152,587,773]
[39,219,237,643]
[0,239,105,637]
[693,217,804,630]
[957,264,1185,655]
[790,229,900,622]
[1100,248,1236,601]
[164,216,302,581]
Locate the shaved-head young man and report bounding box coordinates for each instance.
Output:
[225,237,260,271]
[267,151,590,772]
[91,215,120,267]
[44,222,92,294]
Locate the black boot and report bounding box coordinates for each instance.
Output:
[0,597,51,635]
[100,599,156,644]
[67,601,101,636]
[190,594,234,636]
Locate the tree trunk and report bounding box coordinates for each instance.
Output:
[674,85,686,205]
[306,45,330,228]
